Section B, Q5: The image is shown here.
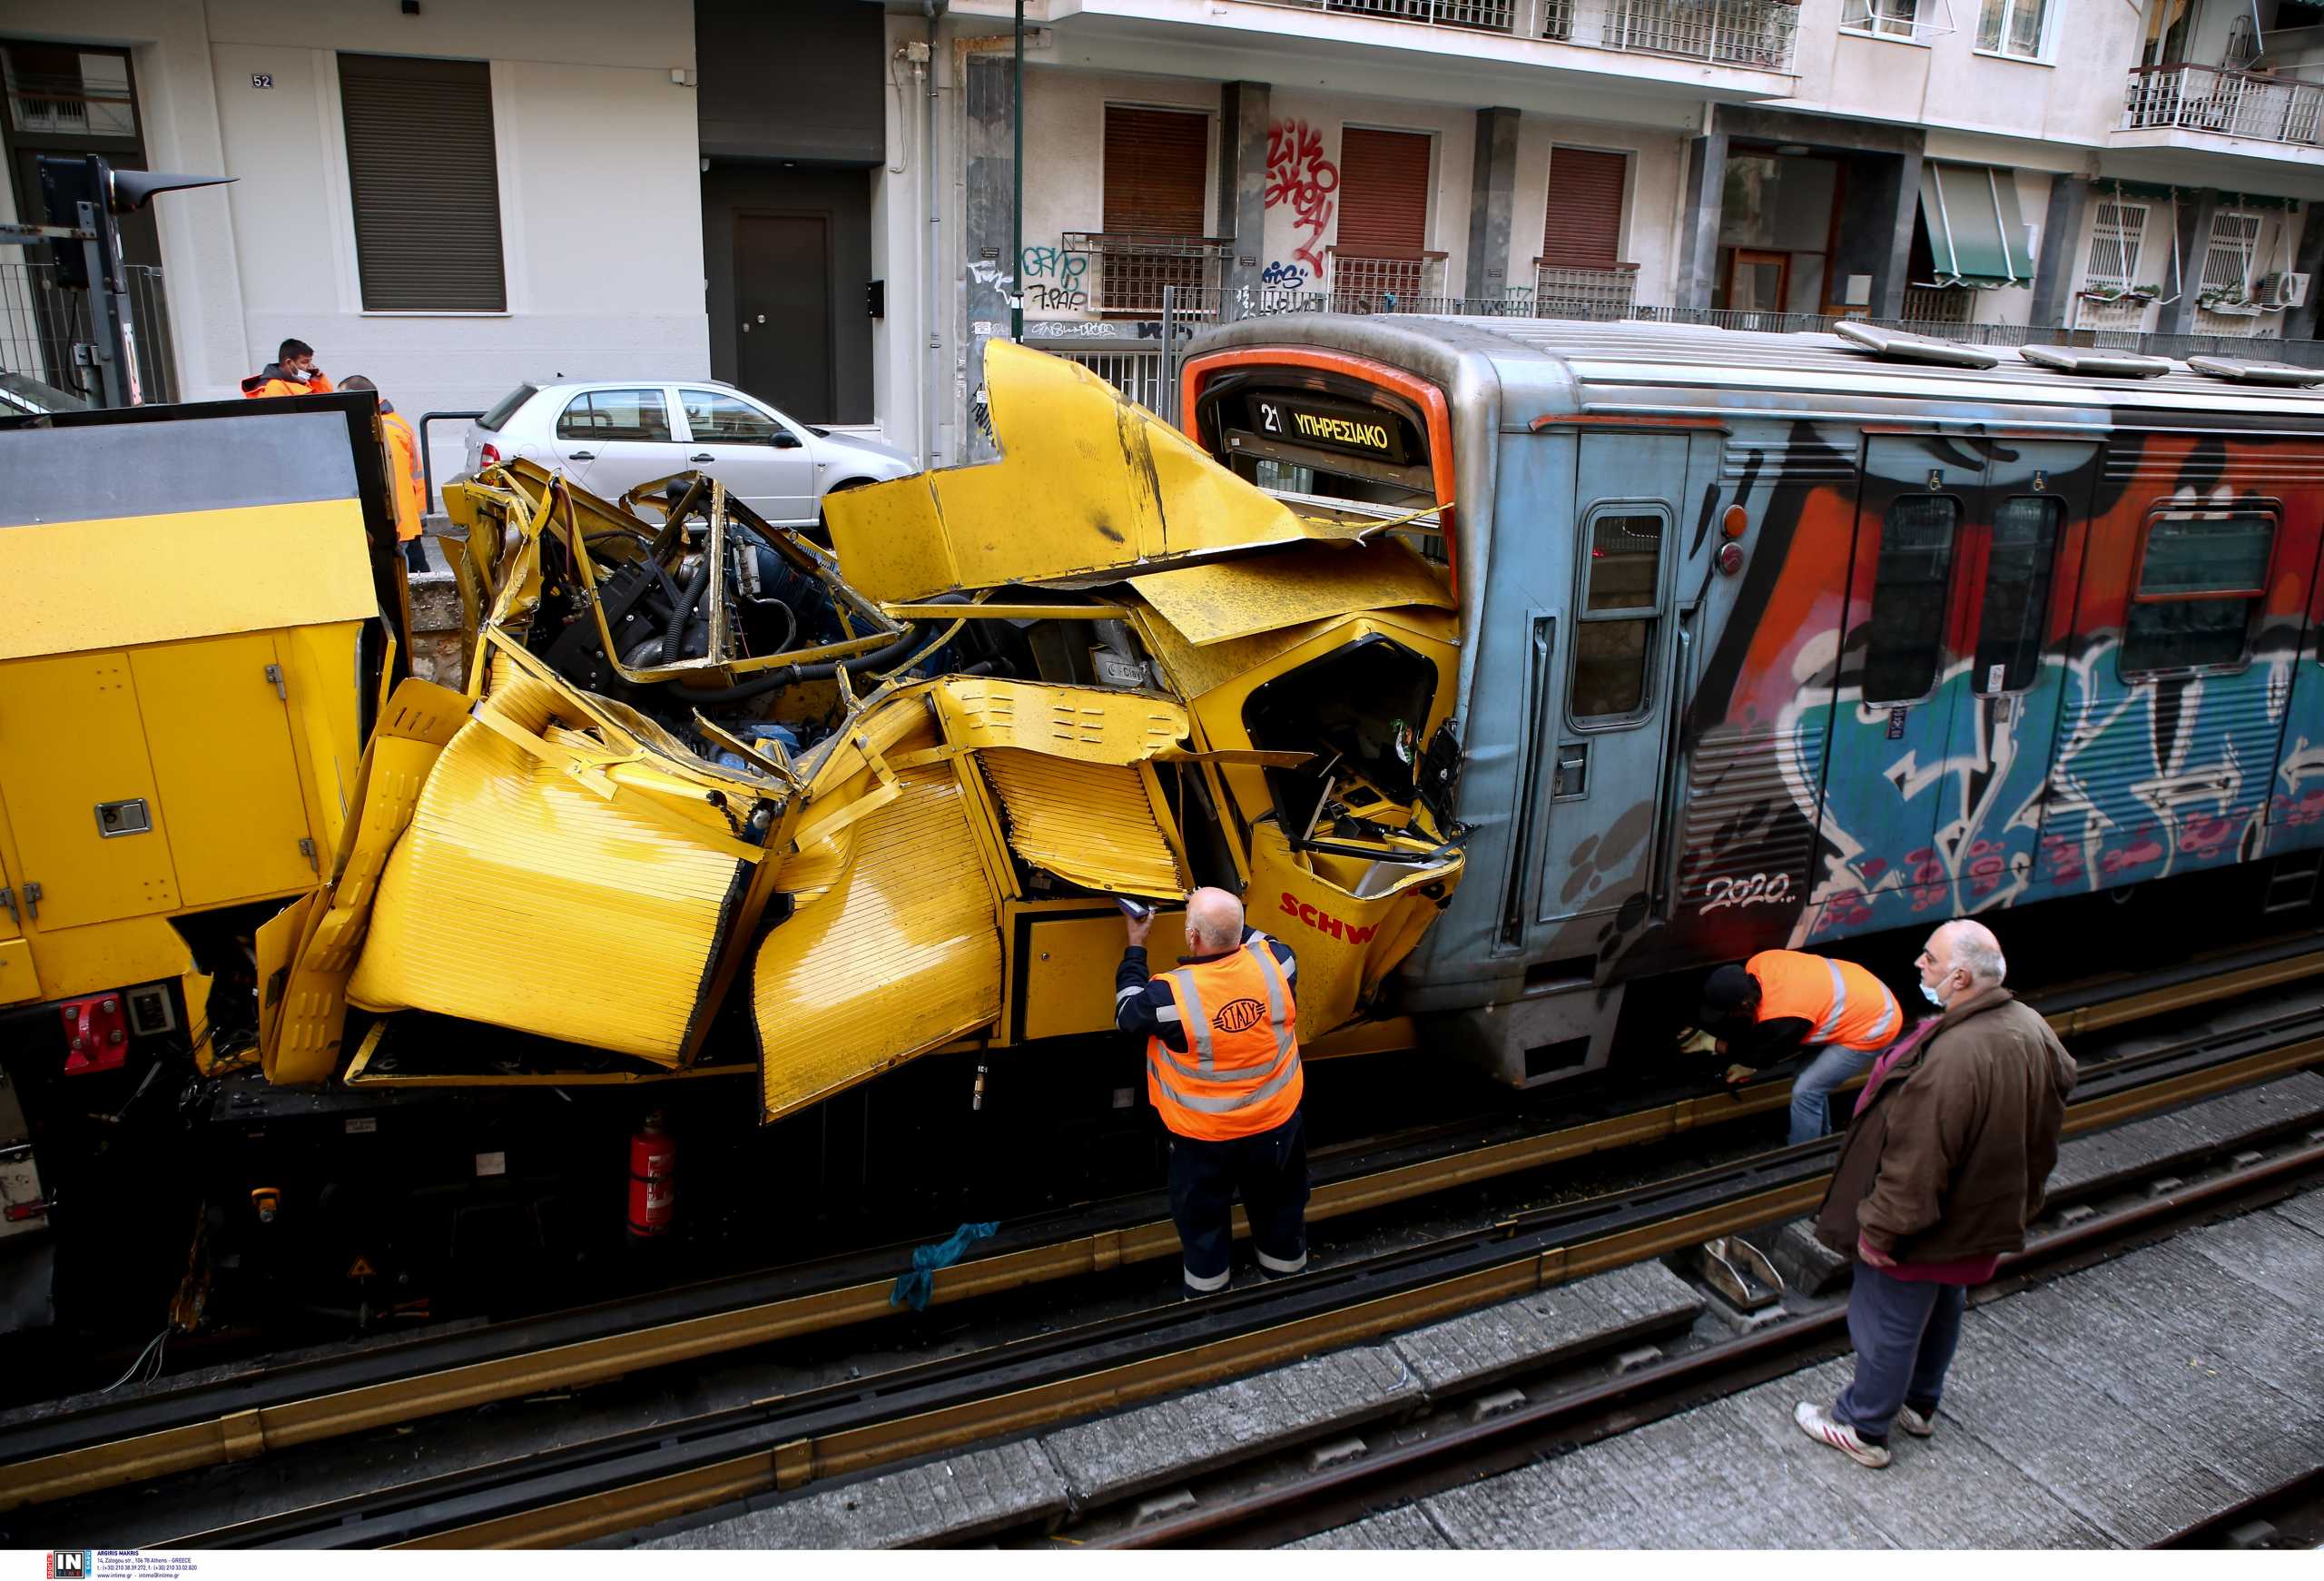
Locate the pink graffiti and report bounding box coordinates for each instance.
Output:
[1965,839,2006,898]
[1905,847,1946,911]
[2177,813,2239,860]
[1858,856,1887,881]
[2041,835,2086,884]
[2100,835,2166,876]
[2283,789,2324,827]
[1265,119,1337,281]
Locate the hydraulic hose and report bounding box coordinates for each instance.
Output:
[661,558,714,664]
[660,596,969,706]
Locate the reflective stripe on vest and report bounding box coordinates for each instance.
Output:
[1147,940,1303,1141]
[1748,949,1899,1053]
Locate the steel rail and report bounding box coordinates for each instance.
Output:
[165,1017,2324,1549]
[4,943,2316,1519]
[1108,1139,2324,1550]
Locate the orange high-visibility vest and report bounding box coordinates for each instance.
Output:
[1147,941,1304,1141]
[1747,949,1899,1052]
[241,370,335,399]
[380,410,425,541]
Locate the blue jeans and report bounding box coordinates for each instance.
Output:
[1790,1041,1882,1147]
[1832,1262,1968,1444]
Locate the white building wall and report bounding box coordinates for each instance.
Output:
[1510,120,1687,305]
[1,0,704,480]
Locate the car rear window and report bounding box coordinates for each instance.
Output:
[478,383,537,431]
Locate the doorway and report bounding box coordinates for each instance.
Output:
[701,163,872,424]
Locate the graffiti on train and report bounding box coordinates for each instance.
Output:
[1700,872,1794,913]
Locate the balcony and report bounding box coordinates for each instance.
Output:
[2120,63,2324,149]
[1243,0,1799,73]
[1061,232,1229,319]
[1327,249,1448,311]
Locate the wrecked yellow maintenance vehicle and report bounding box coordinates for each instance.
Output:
[263,341,1465,1130]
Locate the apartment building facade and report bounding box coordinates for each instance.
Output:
[2,0,2318,476]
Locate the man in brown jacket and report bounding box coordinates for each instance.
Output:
[1795,918,2075,1468]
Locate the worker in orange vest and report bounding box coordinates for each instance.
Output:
[340,375,428,573]
[241,337,334,398]
[1697,948,1903,1146]
[1116,886,1307,1299]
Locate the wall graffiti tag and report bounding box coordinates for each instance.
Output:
[1260,259,1307,288]
[1265,119,1337,282]
[1019,244,1090,312]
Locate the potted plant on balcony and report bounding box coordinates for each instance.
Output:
[2078,282,2162,304]
[2198,282,2265,315]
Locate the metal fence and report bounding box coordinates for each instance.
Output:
[0,259,178,404]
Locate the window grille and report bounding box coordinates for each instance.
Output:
[2085,201,2149,291]
[2201,210,2263,292]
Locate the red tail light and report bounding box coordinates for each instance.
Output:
[5,1201,47,1223]
[480,442,502,467]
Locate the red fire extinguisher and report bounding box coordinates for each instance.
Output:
[628,1112,675,1240]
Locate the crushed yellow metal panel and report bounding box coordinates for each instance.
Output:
[347,671,756,1067]
[1246,819,1461,1035]
[260,677,469,1083]
[822,341,1365,604]
[976,750,1188,899]
[754,765,1001,1122]
[1128,604,1333,704]
[1129,539,1454,648]
[934,676,1187,765]
[0,500,376,663]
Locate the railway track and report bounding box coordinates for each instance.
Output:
[3,938,2319,1539]
[84,977,2324,1548]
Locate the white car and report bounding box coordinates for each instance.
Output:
[462,379,917,528]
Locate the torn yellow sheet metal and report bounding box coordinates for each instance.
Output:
[977,749,1189,899]
[754,764,1002,1122]
[1129,539,1453,648]
[256,676,471,1082]
[346,663,763,1066]
[933,675,1187,765]
[1246,818,1462,1036]
[822,341,1368,604]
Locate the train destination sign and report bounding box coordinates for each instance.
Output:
[1244,392,1412,465]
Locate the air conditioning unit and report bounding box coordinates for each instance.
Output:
[2254,272,2310,310]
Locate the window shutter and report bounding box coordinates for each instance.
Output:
[1336,128,1431,257]
[340,53,506,311]
[1541,148,1628,269]
[1101,107,1208,235]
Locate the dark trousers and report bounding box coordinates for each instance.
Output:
[1832,1261,1968,1444]
[1166,1108,1309,1294]
[402,538,430,573]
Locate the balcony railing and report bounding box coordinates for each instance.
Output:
[1062,232,1228,320]
[1531,261,1640,319]
[1328,250,1447,311]
[1247,0,1799,71]
[2122,63,2324,146]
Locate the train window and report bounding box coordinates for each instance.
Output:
[1571,508,1667,723]
[1861,495,1959,704]
[2121,511,2275,675]
[1971,496,2063,694]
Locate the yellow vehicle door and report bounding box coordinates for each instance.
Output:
[0,652,179,932]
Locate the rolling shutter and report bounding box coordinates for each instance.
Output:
[1541,147,1627,269]
[1336,127,1432,256]
[1102,107,1209,235]
[339,53,507,311]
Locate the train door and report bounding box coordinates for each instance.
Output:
[1512,432,1690,944]
[1928,440,2095,912]
[2266,488,2324,838]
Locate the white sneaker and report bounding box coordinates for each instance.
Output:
[1897,1405,1935,1438]
[1795,1400,1892,1468]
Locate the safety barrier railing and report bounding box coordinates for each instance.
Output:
[1531,262,1640,319]
[2121,63,2324,146]
[1327,251,1447,312]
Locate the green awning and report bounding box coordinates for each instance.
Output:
[1919,163,2029,289]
